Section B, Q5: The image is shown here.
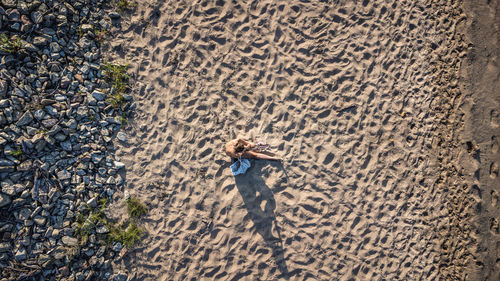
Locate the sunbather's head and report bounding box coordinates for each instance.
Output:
[235,142,245,153]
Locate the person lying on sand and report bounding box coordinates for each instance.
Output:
[225,138,280,161]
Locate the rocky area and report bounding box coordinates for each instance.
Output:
[0,0,135,280]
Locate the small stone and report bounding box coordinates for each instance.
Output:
[37,254,50,266]
[33,36,50,46]
[16,111,34,126]
[61,236,78,246]
[14,247,26,260]
[113,272,128,281]
[0,159,14,166]
[34,216,47,226]
[0,242,11,252]
[31,11,43,24]
[87,197,97,208]
[112,242,123,252]
[117,132,127,142]
[91,153,104,164]
[0,79,7,97]
[96,225,109,234]
[34,109,45,120]
[114,161,125,170]
[80,24,93,32]
[60,140,72,151]
[109,12,121,19]
[1,0,16,8]
[57,169,71,180]
[124,190,130,200]
[1,184,15,196]
[92,90,106,101]
[0,193,11,207]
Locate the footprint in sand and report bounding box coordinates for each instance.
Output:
[492,136,499,154]
[491,109,499,128]
[490,162,499,179]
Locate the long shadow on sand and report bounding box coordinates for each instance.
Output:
[234,161,289,278]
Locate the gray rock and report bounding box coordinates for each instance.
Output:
[109,12,121,19]
[92,90,106,101]
[1,183,15,196]
[34,216,47,226]
[61,236,78,246]
[60,140,72,151]
[31,11,43,24]
[80,24,93,32]
[42,118,57,128]
[42,28,56,35]
[0,193,11,207]
[87,197,97,208]
[34,109,45,120]
[57,169,71,180]
[112,242,123,252]
[49,42,61,53]
[114,161,125,170]
[117,132,127,142]
[0,242,11,252]
[0,79,7,97]
[33,36,50,46]
[91,153,103,164]
[16,111,34,126]
[1,0,16,8]
[0,159,14,166]
[14,247,26,260]
[96,225,109,234]
[113,272,128,281]
[0,99,10,108]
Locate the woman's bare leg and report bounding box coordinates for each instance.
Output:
[244,151,280,160]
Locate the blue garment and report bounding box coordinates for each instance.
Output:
[230,158,251,175]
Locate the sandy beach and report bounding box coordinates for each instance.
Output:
[99,0,500,280]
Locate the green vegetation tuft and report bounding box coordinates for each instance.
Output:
[0,33,22,53]
[114,0,138,13]
[126,197,147,218]
[108,220,144,247]
[94,28,109,43]
[75,196,147,248]
[10,147,23,157]
[101,62,130,108]
[75,198,109,243]
[119,113,128,126]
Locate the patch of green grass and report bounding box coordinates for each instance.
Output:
[101,62,130,108]
[126,197,147,218]
[0,33,22,53]
[75,198,109,243]
[94,28,109,43]
[114,0,137,13]
[75,196,147,248]
[9,147,23,157]
[36,128,48,136]
[107,92,126,109]
[76,27,84,38]
[119,113,128,125]
[108,219,145,247]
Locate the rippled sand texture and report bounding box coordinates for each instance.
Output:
[105,0,469,280]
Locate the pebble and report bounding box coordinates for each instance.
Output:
[92,90,106,101]
[16,111,34,126]
[96,225,109,234]
[61,236,78,247]
[14,247,26,260]
[117,132,127,142]
[0,193,11,207]
[0,242,11,252]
